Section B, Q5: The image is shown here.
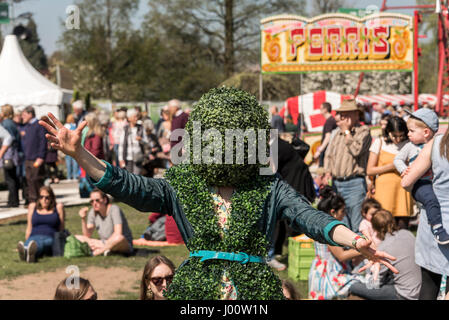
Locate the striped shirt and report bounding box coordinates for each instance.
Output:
[324,125,371,178]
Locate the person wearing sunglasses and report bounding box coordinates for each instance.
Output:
[140,255,176,300]
[54,277,97,300]
[75,188,133,256]
[17,186,65,263]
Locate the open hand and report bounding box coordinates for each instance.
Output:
[39,113,87,159]
[355,232,398,278]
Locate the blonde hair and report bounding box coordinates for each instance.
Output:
[1,104,14,119]
[85,112,105,138]
[407,116,429,130]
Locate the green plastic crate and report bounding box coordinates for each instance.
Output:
[288,236,316,281]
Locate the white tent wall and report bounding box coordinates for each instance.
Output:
[0,35,72,120]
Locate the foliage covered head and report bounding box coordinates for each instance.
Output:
[183,87,271,187]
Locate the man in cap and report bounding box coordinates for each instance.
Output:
[324,99,372,232]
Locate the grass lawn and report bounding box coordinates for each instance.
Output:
[0,201,308,299]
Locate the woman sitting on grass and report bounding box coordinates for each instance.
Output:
[349,209,421,300]
[17,186,65,263]
[75,188,134,256]
[140,255,176,300]
[308,186,365,300]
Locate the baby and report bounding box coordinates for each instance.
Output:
[359,198,382,247]
[394,108,449,245]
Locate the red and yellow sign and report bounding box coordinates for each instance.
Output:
[261,13,414,73]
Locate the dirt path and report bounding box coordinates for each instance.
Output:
[0,266,142,300]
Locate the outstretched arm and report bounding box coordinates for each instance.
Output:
[39,113,106,181]
[39,113,174,214]
[276,180,398,276]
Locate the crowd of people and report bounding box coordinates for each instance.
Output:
[5,91,449,300]
[0,99,190,207]
[299,99,449,300]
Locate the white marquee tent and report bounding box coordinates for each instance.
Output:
[0,35,72,120]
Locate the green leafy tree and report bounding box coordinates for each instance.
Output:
[59,0,141,100]
[145,0,306,78]
[19,17,48,72]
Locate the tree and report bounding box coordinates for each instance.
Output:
[416,0,438,94]
[145,0,307,78]
[311,0,350,15]
[59,0,141,100]
[18,17,48,72]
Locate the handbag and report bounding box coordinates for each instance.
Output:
[64,235,92,258]
[3,159,14,170]
[52,229,71,256]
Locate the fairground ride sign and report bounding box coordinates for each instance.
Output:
[261,13,414,74]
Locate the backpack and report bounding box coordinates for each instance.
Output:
[64,235,91,258]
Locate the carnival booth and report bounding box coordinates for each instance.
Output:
[0,35,72,120]
[357,93,449,108]
[279,90,353,133]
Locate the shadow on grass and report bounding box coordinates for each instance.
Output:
[131,248,160,257]
[0,220,27,227]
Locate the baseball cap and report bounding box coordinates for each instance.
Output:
[405,108,439,132]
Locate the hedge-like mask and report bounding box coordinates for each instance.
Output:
[177,87,271,187]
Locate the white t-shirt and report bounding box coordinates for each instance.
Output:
[369,137,408,156]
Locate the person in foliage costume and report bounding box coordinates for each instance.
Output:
[40,87,398,300]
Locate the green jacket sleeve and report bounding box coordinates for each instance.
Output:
[87,161,175,214]
[273,178,346,246]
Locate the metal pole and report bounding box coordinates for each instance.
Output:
[436,13,445,115]
[56,64,61,87]
[259,72,263,103]
[413,11,420,111]
[299,73,305,137]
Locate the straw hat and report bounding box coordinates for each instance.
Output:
[335,99,359,112]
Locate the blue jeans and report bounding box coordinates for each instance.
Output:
[412,179,442,227]
[65,155,79,180]
[25,234,54,258]
[333,177,367,232]
[350,281,403,300]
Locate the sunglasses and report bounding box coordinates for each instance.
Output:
[39,195,51,200]
[150,275,174,286]
[90,198,102,204]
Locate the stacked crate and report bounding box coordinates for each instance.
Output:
[288,234,315,281]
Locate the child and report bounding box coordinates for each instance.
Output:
[394,108,449,244]
[308,186,364,300]
[359,198,382,247]
[282,280,300,300]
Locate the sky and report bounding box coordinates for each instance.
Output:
[7,0,421,56]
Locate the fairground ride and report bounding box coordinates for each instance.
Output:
[355,0,449,117]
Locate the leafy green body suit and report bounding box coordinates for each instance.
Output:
[164,164,284,300]
[89,87,344,300]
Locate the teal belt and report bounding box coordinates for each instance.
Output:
[189,250,266,265]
